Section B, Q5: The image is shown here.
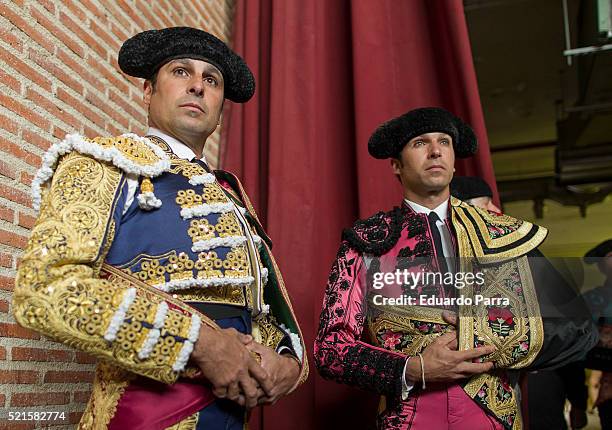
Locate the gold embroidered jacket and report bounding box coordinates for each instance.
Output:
[14,134,308,423]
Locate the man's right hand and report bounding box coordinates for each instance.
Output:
[405,331,496,384]
[190,325,272,409]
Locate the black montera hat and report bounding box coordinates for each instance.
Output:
[450,176,493,201]
[368,107,478,159]
[118,27,255,103]
[584,239,612,264]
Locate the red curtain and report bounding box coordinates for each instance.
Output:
[223,1,497,428]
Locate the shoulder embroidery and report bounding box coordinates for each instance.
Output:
[31,133,171,211]
[342,207,404,256]
[451,197,548,262]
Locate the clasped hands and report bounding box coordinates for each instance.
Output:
[190,325,300,409]
[405,311,497,384]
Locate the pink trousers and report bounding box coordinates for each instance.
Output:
[379,383,507,430]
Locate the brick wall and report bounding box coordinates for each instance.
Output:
[0,1,235,427]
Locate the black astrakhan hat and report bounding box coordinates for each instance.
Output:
[450,176,493,201]
[368,107,478,159]
[584,239,612,264]
[118,27,255,103]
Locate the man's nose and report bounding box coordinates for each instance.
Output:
[188,78,204,97]
[428,142,442,158]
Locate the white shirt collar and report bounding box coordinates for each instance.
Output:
[146,127,208,164]
[404,198,449,221]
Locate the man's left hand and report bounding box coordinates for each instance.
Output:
[244,341,300,405]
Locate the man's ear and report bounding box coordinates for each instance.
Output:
[390,158,402,175]
[143,80,152,106]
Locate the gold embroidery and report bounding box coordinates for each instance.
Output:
[177,286,247,306]
[78,363,133,429]
[165,412,199,430]
[453,202,547,263]
[90,135,163,167]
[253,316,286,350]
[130,248,251,286]
[186,213,242,243]
[462,373,522,430]
[175,185,229,209]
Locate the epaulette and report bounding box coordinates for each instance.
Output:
[341,206,405,256]
[451,197,548,263]
[31,133,171,211]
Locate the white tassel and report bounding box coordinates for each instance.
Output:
[137,192,162,210]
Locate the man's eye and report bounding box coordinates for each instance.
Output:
[204,77,218,86]
[174,68,188,76]
[413,140,425,147]
[440,139,450,145]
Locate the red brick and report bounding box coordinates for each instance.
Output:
[25,88,81,131]
[83,126,98,139]
[140,4,166,29]
[0,111,19,135]
[57,49,100,88]
[90,20,120,52]
[0,183,31,207]
[0,422,36,430]
[10,392,70,406]
[0,159,17,180]
[0,393,4,406]
[0,93,50,132]
[0,299,9,313]
[0,369,38,384]
[19,172,34,187]
[0,27,23,52]
[12,347,72,362]
[0,67,21,93]
[17,213,36,230]
[53,126,71,140]
[0,322,40,339]
[63,0,87,21]
[0,275,15,291]
[117,1,147,30]
[80,0,107,22]
[75,352,97,364]
[0,3,53,54]
[44,370,95,384]
[109,89,145,123]
[0,253,12,268]
[0,207,14,223]
[69,411,83,424]
[2,50,52,93]
[39,0,55,14]
[29,50,84,95]
[0,137,42,168]
[31,6,84,58]
[86,91,129,129]
[60,11,106,59]
[57,88,104,126]
[73,390,91,403]
[110,22,130,48]
[0,346,6,360]
[86,55,130,94]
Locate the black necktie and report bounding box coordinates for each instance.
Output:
[427,211,449,274]
[193,158,212,173]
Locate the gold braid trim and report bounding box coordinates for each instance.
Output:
[451,197,547,263]
[78,363,133,429]
[14,152,216,385]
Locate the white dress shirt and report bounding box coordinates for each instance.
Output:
[400,198,454,399]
